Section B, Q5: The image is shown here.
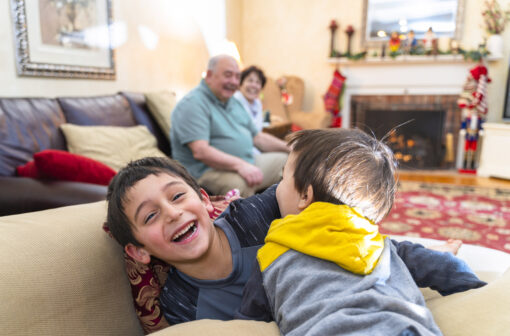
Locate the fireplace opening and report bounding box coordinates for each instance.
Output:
[361,109,445,169]
[350,95,461,170]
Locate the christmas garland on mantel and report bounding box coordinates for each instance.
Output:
[331,48,489,62]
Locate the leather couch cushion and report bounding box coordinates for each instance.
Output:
[60,124,166,171]
[58,94,136,127]
[122,91,172,156]
[0,98,67,176]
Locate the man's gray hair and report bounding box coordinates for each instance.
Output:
[207,54,234,71]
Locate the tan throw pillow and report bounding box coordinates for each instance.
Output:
[144,90,177,137]
[60,124,166,171]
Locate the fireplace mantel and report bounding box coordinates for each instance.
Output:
[333,57,474,128]
[329,54,470,65]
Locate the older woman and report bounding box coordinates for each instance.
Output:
[234,65,267,132]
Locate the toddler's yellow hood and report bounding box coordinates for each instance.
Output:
[257,202,385,274]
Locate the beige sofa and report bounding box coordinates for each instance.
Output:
[1,201,509,336]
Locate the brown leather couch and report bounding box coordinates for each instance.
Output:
[0,92,170,216]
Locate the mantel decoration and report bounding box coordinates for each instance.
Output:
[10,0,115,79]
[482,0,510,58]
[345,25,355,55]
[328,19,339,57]
[323,69,346,128]
[328,19,367,60]
[457,63,491,172]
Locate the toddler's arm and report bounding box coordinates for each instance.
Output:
[392,240,486,295]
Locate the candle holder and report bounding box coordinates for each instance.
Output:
[345,25,354,56]
[329,20,339,57]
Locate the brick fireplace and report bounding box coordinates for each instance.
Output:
[334,57,473,170]
[350,94,461,169]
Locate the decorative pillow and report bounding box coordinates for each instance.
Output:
[144,90,177,138]
[36,149,116,185]
[16,150,116,185]
[16,160,41,178]
[103,190,241,334]
[60,124,166,171]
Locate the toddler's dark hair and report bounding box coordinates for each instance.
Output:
[286,128,398,223]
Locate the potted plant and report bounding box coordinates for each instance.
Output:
[482,0,510,58]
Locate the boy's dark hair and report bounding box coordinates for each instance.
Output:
[240,65,267,88]
[286,128,398,223]
[106,156,201,248]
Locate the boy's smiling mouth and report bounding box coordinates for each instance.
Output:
[171,221,198,243]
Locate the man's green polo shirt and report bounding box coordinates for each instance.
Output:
[170,80,258,179]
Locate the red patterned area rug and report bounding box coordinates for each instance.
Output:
[380,181,510,252]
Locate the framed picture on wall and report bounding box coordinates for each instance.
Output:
[504,58,510,121]
[10,0,115,80]
[361,0,465,47]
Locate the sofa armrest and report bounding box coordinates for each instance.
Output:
[0,176,107,216]
[0,202,143,335]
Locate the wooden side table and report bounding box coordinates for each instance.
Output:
[262,122,292,139]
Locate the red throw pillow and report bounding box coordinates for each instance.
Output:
[33,150,116,185]
[16,160,41,178]
[103,191,241,334]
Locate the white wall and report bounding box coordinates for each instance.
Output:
[240,0,510,123]
[0,0,213,98]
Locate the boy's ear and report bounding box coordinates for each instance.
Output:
[298,185,314,211]
[200,188,214,213]
[125,243,151,264]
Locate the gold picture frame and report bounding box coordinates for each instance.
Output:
[10,0,115,79]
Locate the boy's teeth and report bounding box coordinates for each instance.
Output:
[172,222,194,241]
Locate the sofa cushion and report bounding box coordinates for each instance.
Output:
[60,124,166,171]
[33,149,116,185]
[0,98,67,176]
[58,94,136,127]
[16,161,41,178]
[151,319,279,336]
[18,150,116,185]
[426,267,510,335]
[121,92,172,156]
[144,90,177,139]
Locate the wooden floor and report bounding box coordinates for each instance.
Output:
[398,170,510,188]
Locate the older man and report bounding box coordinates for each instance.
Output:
[171,55,289,197]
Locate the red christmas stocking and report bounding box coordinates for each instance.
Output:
[323,69,346,128]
